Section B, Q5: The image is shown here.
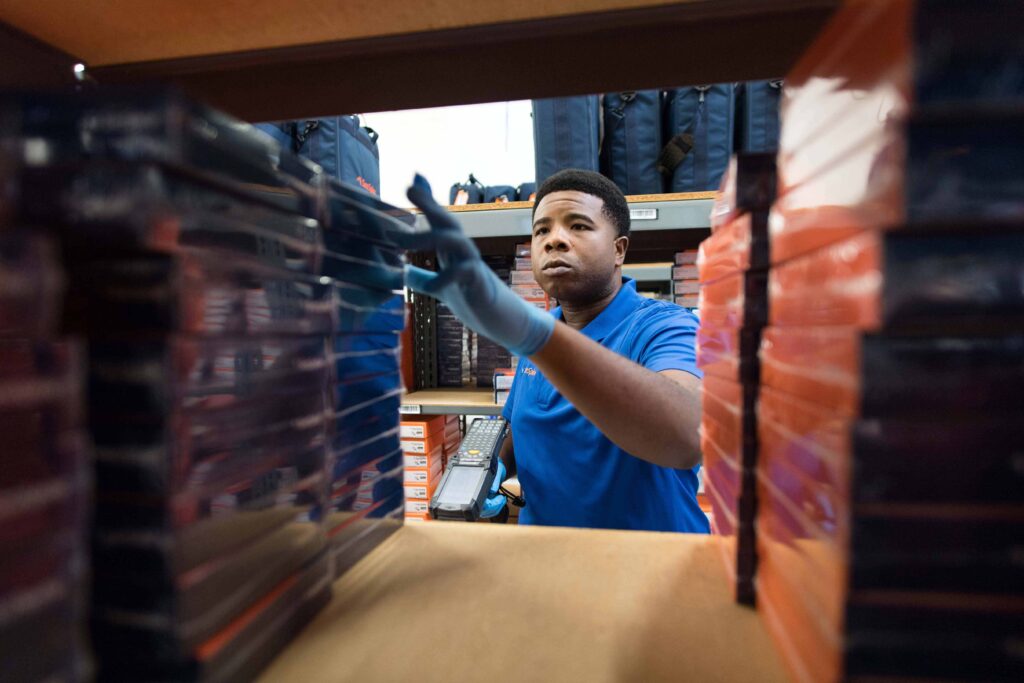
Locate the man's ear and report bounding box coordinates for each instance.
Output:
[614,235,629,266]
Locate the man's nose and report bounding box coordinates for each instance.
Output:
[544,224,570,251]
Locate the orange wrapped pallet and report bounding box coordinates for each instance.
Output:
[754,2,1024,681]
[771,0,1024,266]
[696,150,777,606]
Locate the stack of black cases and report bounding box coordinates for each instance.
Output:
[750,2,1024,682]
[1,158,92,682]
[320,177,409,576]
[696,152,776,606]
[0,89,414,681]
[435,302,465,387]
[474,255,513,388]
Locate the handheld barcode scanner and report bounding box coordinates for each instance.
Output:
[429,418,508,521]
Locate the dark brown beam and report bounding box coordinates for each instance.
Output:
[0,21,81,88]
[90,1,836,121]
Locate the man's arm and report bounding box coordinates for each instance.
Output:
[529,322,701,469]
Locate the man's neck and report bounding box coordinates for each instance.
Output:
[559,276,623,330]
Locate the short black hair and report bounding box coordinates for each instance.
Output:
[532,169,631,237]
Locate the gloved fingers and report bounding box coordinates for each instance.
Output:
[490,460,507,496]
[384,224,437,252]
[407,174,461,233]
[479,492,507,519]
[403,264,440,293]
[431,229,480,262]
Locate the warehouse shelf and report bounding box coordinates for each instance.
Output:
[418,192,715,238]
[0,2,836,119]
[623,261,672,282]
[257,523,788,683]
[401,387,502,416]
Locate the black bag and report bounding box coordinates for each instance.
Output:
[659,85,736,192]
[483,185,517,203]
[736,80,783,153]
[532,96,601,184]
[449,174,485,205]
[600,91,663,195]
[517,182,537,201]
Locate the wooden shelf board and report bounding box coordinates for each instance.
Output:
[257,523,789,683]
[402,387,501,415]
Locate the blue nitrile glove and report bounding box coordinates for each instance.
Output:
[480,460,508,519]
[399,174,555,357]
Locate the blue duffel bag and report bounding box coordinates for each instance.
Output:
[600,91,663,195]
[736,80,783,153]
[294,116,381,196]
[659,85,736,192]
[532,96,601,184]
[254,121,296,151]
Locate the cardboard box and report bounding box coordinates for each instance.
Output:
[400,415,449,439]
[510,270,539,286]
[673,264,699,280]
[404,453,443,471]
[404,457,443,483]
[675,250,699,265]
[674,280,700,295]
[404,478,440,501]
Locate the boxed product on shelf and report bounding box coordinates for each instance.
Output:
[771,0,1024,265]
[672,264,698,280]
[1,88,417,680]
[673,280,699,296]
[673,294,698,308]
[753,4,1024,680]
[510,270,540,286]
[674,249,699,265]
[697,150,777,607]
[698,211,770,283]
[709,153,777,230]
[0,228,92,683]
[768,229,1024,332]
[514,242,530,258]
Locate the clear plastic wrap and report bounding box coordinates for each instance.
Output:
[698,211,769,284]
[709,153,777,231]
[769,226,1024,331]
[760,327,1024,418]
[696,324,760,383]
[697,270,767,330]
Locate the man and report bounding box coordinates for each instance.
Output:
[403,169,707,533]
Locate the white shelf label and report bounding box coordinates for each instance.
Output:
[629,208,658,221]
[399,404,422,414]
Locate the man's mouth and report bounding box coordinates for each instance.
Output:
[542,260,572,276]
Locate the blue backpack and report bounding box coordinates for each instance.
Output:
[257,117,381,195]
[736,80,783,153]
[532,96,601,184]
[600,91,663,195]
[659,85,736,192]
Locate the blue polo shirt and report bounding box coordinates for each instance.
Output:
[502,277,708,533]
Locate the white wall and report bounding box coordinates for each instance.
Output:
[362,100,535,208]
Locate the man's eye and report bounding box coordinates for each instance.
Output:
[572,223,588,230]
[534,228,548,237]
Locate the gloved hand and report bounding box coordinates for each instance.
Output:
[399,174,555,357]
[479,460,508,519]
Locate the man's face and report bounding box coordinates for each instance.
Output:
[531,190,628,304]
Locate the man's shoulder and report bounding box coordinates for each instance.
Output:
[628,297,700,331]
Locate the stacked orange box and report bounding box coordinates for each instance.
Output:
[671,250,698,308]
[510,243,551,311]
[401,415,460,521]
[695,152,777,606]
[754,2,1024,682]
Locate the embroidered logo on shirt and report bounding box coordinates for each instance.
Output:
[522,367,536,376]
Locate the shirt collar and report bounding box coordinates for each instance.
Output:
[552,277,642,342]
